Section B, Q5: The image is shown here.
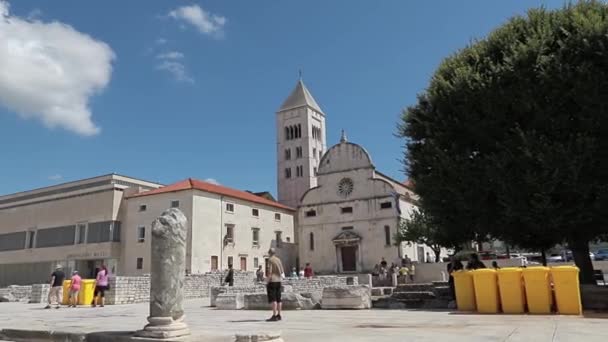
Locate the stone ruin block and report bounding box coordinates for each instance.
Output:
[321,285,372,310]
[216,293,245,310]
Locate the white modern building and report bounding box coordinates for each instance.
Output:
[0,174,162,286]
[123,178,296,275]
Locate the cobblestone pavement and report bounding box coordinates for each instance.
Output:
[1,299,607,341]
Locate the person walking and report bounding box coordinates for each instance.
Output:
[45,265,65,309]
[224,264,234,287]
[303,263,314,279]
[466,253,486,270]
[491,261,501,270]
[447,256,464,300]
[256,265,265,282]
[68,270,82,308]
[266,248,284,322]
[92,265,109,307]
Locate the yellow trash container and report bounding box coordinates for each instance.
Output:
[497,268,526,314]
[453,270,476,311]
[79,279,97,306]
[61,280,72,305]
[472,269,500,313]
[522,267,552,314]
[551,266,582,315]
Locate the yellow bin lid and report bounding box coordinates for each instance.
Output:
[550,266,579,273]
[522,266,550,273]
[472,269,496,274]
[497,267,522,273]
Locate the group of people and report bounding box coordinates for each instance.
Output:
[372,256,417,283]
[224,261,315,287]
[45,264,110,309]
[446,253,491,299]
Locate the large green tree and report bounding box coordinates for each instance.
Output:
[399,1,608,284]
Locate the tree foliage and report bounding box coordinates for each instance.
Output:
[396,208,450,262]
[399,1,608,283]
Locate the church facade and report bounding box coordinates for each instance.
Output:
[275,79,443,273]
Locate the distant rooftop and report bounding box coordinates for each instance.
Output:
[129,178,294,211]
[0,173,163,208]
[278,79,324,114]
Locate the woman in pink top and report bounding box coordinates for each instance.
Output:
[69,271,82,307]
[92,265,109,307]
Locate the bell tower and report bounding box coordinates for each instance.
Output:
[276,78,327,208]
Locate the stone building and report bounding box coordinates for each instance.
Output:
[0,174,162,286]
[275,78,444,273]
[123,178,296,275]
[297,133,441,273]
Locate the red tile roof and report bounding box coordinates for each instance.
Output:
[403,179,414,189]
[128,178,294,211]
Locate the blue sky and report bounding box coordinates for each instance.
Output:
[0,0,566,196]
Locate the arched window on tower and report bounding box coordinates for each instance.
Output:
[290,126,294,140]
[309,232,314,251]
[298,124,302,138]
[285,127,290,141]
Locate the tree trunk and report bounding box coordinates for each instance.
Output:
[506,244,511,258]
[476,238,484,252]
[433,247,441,263]
[541,249,547,266]
[568,238,596,285]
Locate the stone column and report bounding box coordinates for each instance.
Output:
[136,208,191,341]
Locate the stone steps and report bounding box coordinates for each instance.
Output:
[393,283,435,293]
[433,286,451,299]
[392,291,436,301]
[370,287,394,297]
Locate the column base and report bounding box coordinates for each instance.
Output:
[134,316,190,341]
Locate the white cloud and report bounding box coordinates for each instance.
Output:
[156,37,167,45]
[204,178,220,185]
[156,51,184,60]
[155,50,192,83]
[168,5,226,37]
[48,174,62,181]
[0,0,114,136]
[26,8,42,21]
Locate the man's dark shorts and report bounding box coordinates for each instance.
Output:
[266,282,282,303]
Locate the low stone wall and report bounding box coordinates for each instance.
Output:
[0,285,32,302]
[209,276,356,307]
[106,271,255,305]
[29,284,50,303]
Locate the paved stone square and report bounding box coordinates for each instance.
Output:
[1,299,608,341]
